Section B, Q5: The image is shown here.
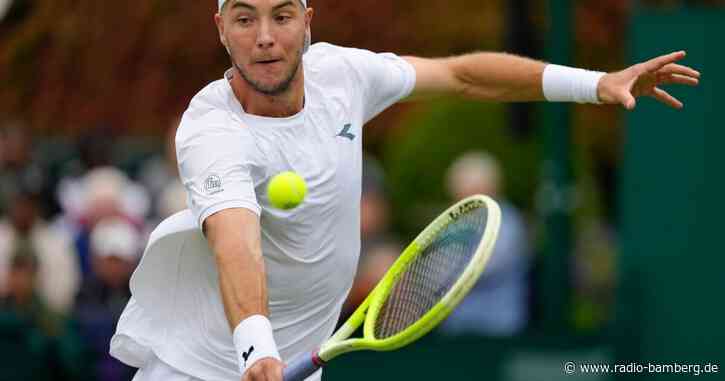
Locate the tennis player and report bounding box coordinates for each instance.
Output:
[110,0,700,380]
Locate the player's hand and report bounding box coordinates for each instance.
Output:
[242,357,284,381]
[597,51,700,110]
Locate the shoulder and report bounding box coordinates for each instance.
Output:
[305,42,371,60]
[176,78,250,148]
[304,42,356,64]
[185,78,230,119]
[304,43,413,88]
[304,43,379,79]
[305,43,411,103]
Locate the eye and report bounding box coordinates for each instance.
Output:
[237,16,252,26]
[275,15,291,23]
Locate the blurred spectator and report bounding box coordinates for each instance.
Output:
[1,249,58,333]
[0,123,52,218]
[156,181,186,219]
[56,166,149,278]
[77,126,115,172]
[137,118,186,223]
[439,151,530,337]
[341,156,401,322]
[360,155,394,247]
[0,0,12,21]
[0,246,88,381]
[344,242,400,316]
[0,250,58,381]
[51,125,120,225]
[74,217,140,381]
[0,190,80,315]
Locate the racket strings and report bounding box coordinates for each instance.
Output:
[374,207,488,339]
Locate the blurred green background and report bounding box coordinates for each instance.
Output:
[0,0,721,380]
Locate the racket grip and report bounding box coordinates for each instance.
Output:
[283,351,324,381]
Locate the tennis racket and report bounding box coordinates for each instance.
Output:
[283,194,502,381]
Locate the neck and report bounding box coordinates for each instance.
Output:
[229,67,305,118]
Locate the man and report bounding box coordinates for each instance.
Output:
[0,188,80,316]
[111,0,700,380]
[440,151,530,337]
[76,217,140,381]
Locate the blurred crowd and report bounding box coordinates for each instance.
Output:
[0,120,184,381]
[0,118,533,380]
[346,153,532,338]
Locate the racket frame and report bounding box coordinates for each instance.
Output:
[317,195,501,362]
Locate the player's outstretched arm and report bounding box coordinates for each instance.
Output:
[403,53,547,102]
[204,208,284,381]
[403,50,699,109]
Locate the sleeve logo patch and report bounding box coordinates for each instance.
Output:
[204,174,224,195]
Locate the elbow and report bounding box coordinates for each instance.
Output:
[453,68,505,101]
[451,57,531,102]
[458,81,511,102]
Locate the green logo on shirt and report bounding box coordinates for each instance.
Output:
[337,124,356,141]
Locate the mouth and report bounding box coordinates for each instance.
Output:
[255,58,282,65]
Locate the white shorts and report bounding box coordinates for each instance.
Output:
[132,354,204,381]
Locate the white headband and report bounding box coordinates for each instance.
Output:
[218,0,307,12]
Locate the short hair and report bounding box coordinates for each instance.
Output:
[219,0,308,14]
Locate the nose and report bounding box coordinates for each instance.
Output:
[256,20,275,50]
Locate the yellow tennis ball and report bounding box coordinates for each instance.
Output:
[267,171,307,210]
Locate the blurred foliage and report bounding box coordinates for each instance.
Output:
[2,0,715,240]
[0,0,720,137]
[0,0,503,135]
[0,0,720,347]
[0,1,223,135]
[642,0,725,6]
[383,100,541,238]
[374,0,636,240]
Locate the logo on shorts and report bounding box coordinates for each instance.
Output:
[204,174,223,195]
[336,123,356,141]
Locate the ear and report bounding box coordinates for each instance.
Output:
[303,8,314,54]
[214,13,229,51]
[304,7,314,31]
[303,28,311,54]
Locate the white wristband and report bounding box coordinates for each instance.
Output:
[233,315,281,375]
[542,64,606,104]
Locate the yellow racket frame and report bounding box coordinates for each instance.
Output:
[317,194,501,362]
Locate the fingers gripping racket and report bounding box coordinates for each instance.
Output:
[283,195,502,381]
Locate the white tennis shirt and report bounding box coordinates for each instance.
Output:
[110,43,416,381]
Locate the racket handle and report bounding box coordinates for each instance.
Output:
[283,351,324,381]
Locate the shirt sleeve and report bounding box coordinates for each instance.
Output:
[341,48,417,123]
[176,123,260,230]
